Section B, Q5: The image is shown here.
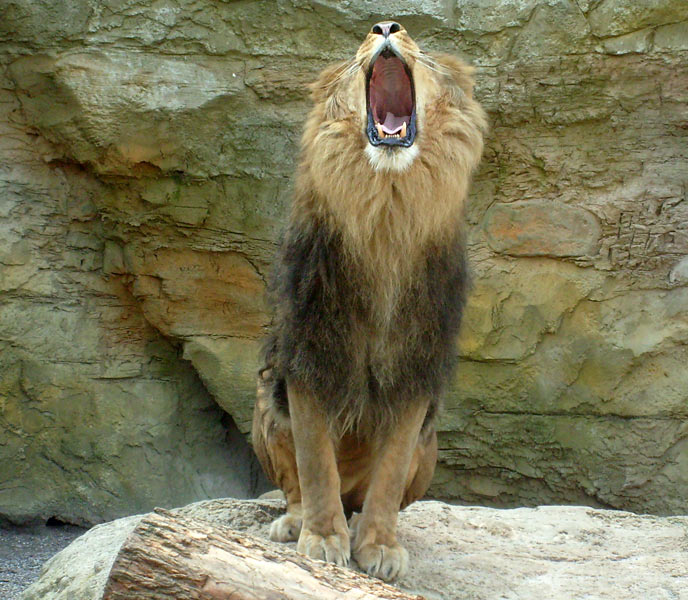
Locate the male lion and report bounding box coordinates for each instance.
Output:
[253,21,486,581]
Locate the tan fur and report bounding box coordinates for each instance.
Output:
[293,35,486,328]
[253,23,486,581]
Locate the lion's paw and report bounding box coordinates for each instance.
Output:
[269,513,303,542]
[353,542,409,582]
[297,528,350,567]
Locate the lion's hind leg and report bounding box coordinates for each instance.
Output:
[252,370,303,542]
[270,503,303,542]
[401,421,438,510]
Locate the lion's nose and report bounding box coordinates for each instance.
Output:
[371,22,401,37]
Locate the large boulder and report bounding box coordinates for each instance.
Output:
[21,498,688,600]
[1,0,687,523]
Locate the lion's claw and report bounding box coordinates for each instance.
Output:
[297,528,351,567]
[269,513,303,542]
[354,542,409,581]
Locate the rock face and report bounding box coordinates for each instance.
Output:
[1,1,687,523]
[21,499,688,600]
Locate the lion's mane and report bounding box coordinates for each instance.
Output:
[264,36,487,435]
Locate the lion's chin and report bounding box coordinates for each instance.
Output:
[364,143,420,173]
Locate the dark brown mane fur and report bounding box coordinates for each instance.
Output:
[264,217,467,434]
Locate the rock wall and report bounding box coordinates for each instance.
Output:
[1,0,686,522]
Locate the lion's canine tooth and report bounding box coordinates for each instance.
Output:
[376,123,384,138]
[401,122,407,138]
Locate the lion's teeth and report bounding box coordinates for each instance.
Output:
[375,123,406,139]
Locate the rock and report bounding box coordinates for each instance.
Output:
[0,343,262,525]
[21,516,141,600]
[454,0,540,35]
[21,499,688,600]
[601,29,654,55]
[669,256,688,284]
[587,0,688,37]
[1,0,687,524]
[655,21,688,52]
[483,200,601,257]
[442,285,688,513]
[123,246,268,338]
[456,259,601,361]
[182,336,261,435]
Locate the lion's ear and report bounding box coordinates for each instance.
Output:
[431,54,476,100]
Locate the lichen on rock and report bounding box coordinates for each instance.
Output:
[1,0,687,524]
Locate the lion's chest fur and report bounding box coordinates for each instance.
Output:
[269,210,467,432]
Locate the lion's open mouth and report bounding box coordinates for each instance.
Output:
[366,45,416,148]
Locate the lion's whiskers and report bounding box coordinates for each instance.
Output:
[409,50,451,75]
[326,58,359,88]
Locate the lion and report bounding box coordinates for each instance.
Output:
[252,21,487,581]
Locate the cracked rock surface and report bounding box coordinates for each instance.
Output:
[0,0,687,524]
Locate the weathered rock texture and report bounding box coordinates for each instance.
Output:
[1,1,687,522]
[21,499,688,600]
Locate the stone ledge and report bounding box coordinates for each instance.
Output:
[22,498,688,600]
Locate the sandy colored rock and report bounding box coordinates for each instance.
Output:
[483,201,601,257]
[124,246,268,338]
[1,0,687,523]
[22,499,688,600]
[182,336,261,435]
[587,0,688,37]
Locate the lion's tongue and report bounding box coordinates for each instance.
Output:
[381,112,409,135]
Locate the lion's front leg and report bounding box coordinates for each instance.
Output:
[350,400,428,581]
[288,382,350,566]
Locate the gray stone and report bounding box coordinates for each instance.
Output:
[9,51,248,177]
[655,21,688,52]
[601,28,654,55]
[21,499,688,600]
[21,515,141,600]
[670,256,688,284]
[454,0,539,35]
[182,336,260,435]
[316,0,450,24]
[587,0,688,37]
